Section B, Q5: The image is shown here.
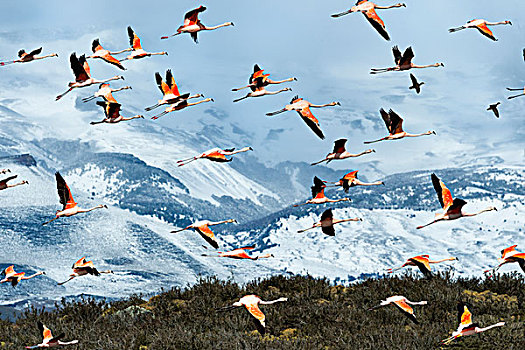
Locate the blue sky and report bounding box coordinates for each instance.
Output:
[0,0,523,176]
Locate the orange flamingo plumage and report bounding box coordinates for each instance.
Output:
[81,83,132,103]
[87,38,128,70]
[326,170,384,192]
[484,245,525,276]
[294,177,351,207]
[56,53,124,101]
[58,256,113,285]
[42,172,108,225]
[331,1,406,41]
[370,46,444,74]
[0,47,57,66]
[25,322,78,349]
[266,95,340,139]
[449,19,511,41]
[176,147,252,167]
[90,101,144,125]
[120,26,167,62]
[216,294,287,335]
[386,254,457,278]
[202,245,273,260]
[232,64,296,93]
[145,69,203,111]
[0,174,28,191]
[311,139,375,166]
[297,208,361,236]
[368,295,427,323]
[161,5,234,43]
[1,265,45,287]
[416,173,497,229]
[441,303,505,345]
[364,108,435,143]
[171,219,237,249]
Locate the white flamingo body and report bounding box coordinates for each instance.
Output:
[177,147,252,166]
[369,295,427,323]
[311,139,374,165]
[1,265,45,287]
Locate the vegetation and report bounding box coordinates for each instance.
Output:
[1,273,523,349]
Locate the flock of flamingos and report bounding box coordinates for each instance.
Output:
[0,2,524,347]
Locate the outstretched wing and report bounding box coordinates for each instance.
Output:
[166,69,180,96]
[0,175,17,186]
[244,302,266,334]
[107,102,121,120]
[320,209,335,236]
[3,265,15,277]
[311,176,326,199]
[70,53,89,82]
[72,256,87,268]
[475,23,496,41]
[392,46,402,65]
[92,39,102,53]
[431,173,454,210]
[28,47,43,57]
[320,209,333,222]
[409,256,432,277]
[393,299,417,323]
[79,54,91,79]
[55,172,76,210]
[195,224,219,249]
[127,26,142,49]
[250,64,265,84]
[343,170,359,182]
[380,108,392,133]
[388,109,404,134]
[457,303,473,329]
[363,9,390,40]
[155,72,170,95]
[184,5,206,26]
[501,245,518,259]
[332,139,347,153]
[38,322,53,342]
[400,47,414,66]
[298,107,325,139]
[18,49,26,58]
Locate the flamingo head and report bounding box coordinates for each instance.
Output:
[227,22,235,27]
[505,20,512,25]
[437,63,445,67]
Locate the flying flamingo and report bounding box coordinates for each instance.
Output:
[161,5,234,43]
[487,102,501,118]
[202,245,274,260]
[297,208,361,236]
[484,245,525,276]
[364,108,435,143]
[293,177,351,207]
[145,69,203,111]
[25,322,78,349]
[42,172,108,225]
[266,96,340,139]
[311,139,375,166]
[441,303,505,345]
[1,265,45,287]
[386,254,458,278]
[58,256,113,285]
[56,53,124,101]
[331,1,406,41]
[90,101,144,125]
[151,97,213,120]
[216,295,287,335]
[176,147,252,167]
[0,174,28,191]
[507,86,525,99]
[449,19,512,41]
[368,295,427,323]
[370,46,444,74]
[232,64,296,92]
[416,173,497,229]
[326,170,384,192]
[233,84,291,103]
[171,219,237,249]
[82,83,132,103]
[0,47,57,66]
[120,26,167,62]
[0,169,10,174]
[409,73,424,94]
[87,38,128,70]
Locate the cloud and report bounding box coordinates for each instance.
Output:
[380,95,406,104]
[204,107,229,120]
[265,128,285,141]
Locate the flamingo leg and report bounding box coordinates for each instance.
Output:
[508,93,525,99]
[161,32,182,40]
[266,108,287,116]
[364,137,387,144]
[310,158,329,166]
[331,10,353,18]
[81,95,97,103]
[151,111,168,120]
[233,94,250,103]
[55,87,74,101]
[42,217,59,226]
[145,103,161,111]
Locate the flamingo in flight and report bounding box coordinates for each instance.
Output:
[232,64,296,92]
[370,46,444,74]
[87,38,128,70]
[25,322,78,349]
[42,172,108,225]
[177,147,252,167]
[216,295,287,335]
[449,19,512,41]
[311,139,375,166]
[202,245,273,260]
[171,219,237,249]
[441,303,505,345]
[507,86,525,100]
[386,254,457,278]
[0,47,57,66]
[151,96,213,120]
[1,265,45,287]
[331,1,406,41]
[417,173,497,229]
[120,26,167,62]
[161,5,234,43]
[58,256,113,285]
[297,208,361,236]
[266,96,340,139]
[487,102,501,118]
[364,108,435,144]
[145,69,203,111]
[56,53,124,101]
[484,245,525,276]
[90,101,144,125]
[368,295,427,324]
[82,83,132,103]
[409,73,424,94]
[0,174,28,191]
[326,170,384,192]
[294,177,351,207]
